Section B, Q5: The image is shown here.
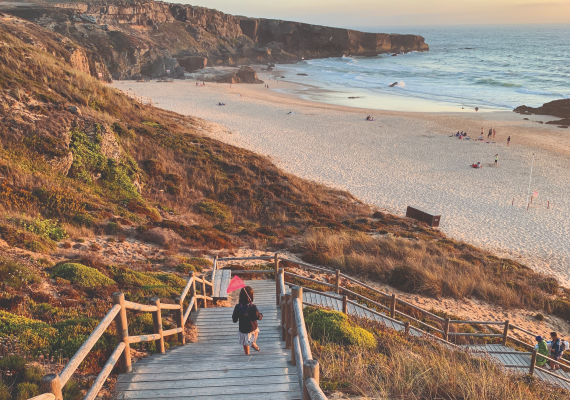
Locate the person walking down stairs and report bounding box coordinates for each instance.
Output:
[233,286,263,355]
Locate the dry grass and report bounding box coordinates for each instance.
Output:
[296,229,570,318]
[315,316,570,399]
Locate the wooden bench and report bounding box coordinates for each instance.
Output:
[213,269,231,300]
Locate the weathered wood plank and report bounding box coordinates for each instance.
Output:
[116,382,300,399]
[116,374,298,391]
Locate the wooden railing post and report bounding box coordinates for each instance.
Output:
[502,320,510,346]
[112,292,132,373]
[291,286,302,366]
[189,271,197,311]
[335,269,340,294]
[281,293,286,341]
[202,278,207,308]
[41,374,62,400]
[390,293,397,318]
[285,293,291,349]
[303,359,319,400]
[443,317,450,341]
[275,253,280,305]
[175,296,185,345]
[151,297,165,354]
[529,348,537,376]
[404,321,410,335]
[342,295,347,314]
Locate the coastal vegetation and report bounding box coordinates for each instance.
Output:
[311,309,570,399]
[1,12,570,400]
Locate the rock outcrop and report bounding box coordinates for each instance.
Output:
[514,99,570,126]
[2,0,429,80]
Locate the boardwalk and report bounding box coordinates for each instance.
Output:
[114,278,570,399]
[114,280,300,400]
[303,289,570,390]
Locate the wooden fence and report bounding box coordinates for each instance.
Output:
[217,254,570,380]
[34,271,213,400]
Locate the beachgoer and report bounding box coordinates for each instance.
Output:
[232,286,263,355]
[481,127,484,135]
[475,107,479,112]
[549,332,563,370]
[494,154,498,166]
[456,131,460,137]
[493,128,496,138]
[536,336,549,367]
[459,134,463,139]
[479,134,483,140]
[507,136,511,147]
[488,128,492,138]
[477,162,481,168]
[238,93,242,97]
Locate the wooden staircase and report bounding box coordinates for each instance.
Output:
[114,280,301,400]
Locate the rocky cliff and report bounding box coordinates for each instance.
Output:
[2,0,429,80]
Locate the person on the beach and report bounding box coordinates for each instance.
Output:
[479,134,483,140]
[232,286,263,355]
[481,127,484,135]
[495,154,498,166]
[536,336,549,367]
[548,332,564,370]
[488,128,492,138]
[493,128,496,138]
[507,136,511,147]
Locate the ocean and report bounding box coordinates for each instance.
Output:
[272,24,570,112]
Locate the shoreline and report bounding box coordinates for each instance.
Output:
[112,71,570,284]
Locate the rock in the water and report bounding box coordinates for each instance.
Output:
[297,73,308,76]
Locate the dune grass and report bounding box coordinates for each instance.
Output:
[312,311,570,399]
[296,228,570,320]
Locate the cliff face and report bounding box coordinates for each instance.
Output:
[3,0,428,80]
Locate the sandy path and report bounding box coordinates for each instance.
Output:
[112,76,570,285]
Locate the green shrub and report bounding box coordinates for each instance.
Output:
[175,257,212,273]
[62,380,83,400]
[196,200,232,221]
[53,263,116,287]
[106,221,121,234]
[24,365,45,384]
[146,272,187,287]
[0,354,26,371]
[0,311,57,356]
[0,257,41,288]
[176,263,201,273]
[0,382,9,400]
[10,214,68,241]
[52,318,116,359]
[304,307,376,349]
[108,265,164,287]
[16,382,40,400]
[535,313,545,321]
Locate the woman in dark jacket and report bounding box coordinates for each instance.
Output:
[232,286,263,354]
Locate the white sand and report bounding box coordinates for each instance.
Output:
[112,73,570,285]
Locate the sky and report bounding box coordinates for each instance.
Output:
[178,0,570,27]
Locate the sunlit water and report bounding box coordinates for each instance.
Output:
[272,24,570,112]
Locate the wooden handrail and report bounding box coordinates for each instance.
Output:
[450,320,506,325]
[396,298,445,323]
[279,257,335,274]
[41,269,202,400]
[83,343,125,400]
[232,269,274,274]
[339,272,391,298]
[59,304,121,386]
[217,256,274,261]
[305,377,327,400]
[284,271,336,289]
[28,395,55,400]
[123,301,158,312]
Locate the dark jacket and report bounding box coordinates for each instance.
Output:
[232,303,263,334]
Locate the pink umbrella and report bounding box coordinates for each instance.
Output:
[226,275,246,294]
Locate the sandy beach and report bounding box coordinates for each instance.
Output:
[112,70,570,285]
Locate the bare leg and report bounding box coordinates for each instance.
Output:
[252,331,260,351]
[243,345,249,355]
